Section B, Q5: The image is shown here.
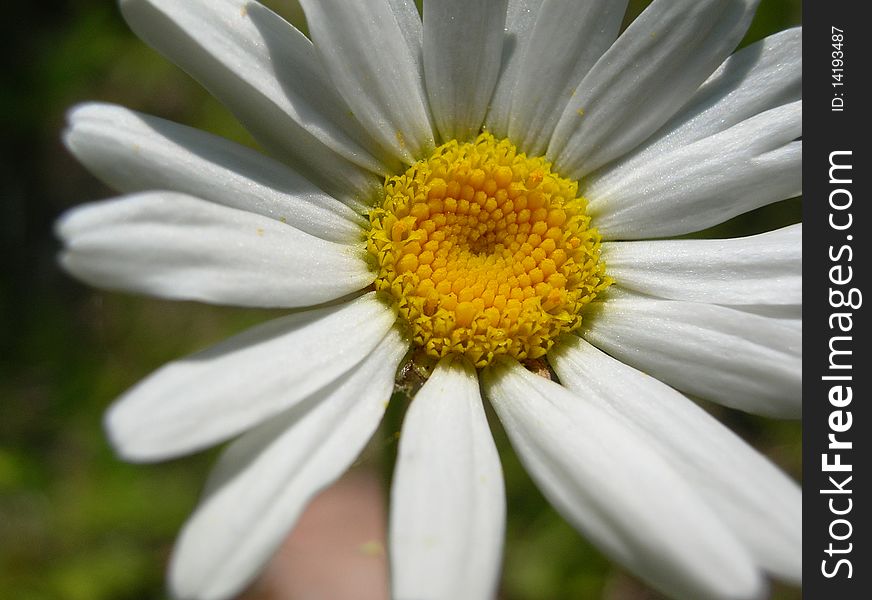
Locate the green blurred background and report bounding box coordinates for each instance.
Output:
[2,1,801,598]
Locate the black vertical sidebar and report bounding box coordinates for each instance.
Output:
[803,1,870,598]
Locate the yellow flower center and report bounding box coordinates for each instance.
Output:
[367,133,610,367]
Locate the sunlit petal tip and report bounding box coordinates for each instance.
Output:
[102,294,396,462]
[56,192,375,309]
[61,102,368,243]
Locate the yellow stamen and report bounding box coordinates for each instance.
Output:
[368,133,610,367]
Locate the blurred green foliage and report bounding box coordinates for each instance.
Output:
[2,1,801,599]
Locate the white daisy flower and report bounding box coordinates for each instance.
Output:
[56,0,802,599]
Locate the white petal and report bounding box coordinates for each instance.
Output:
[299,0,435,163]
[64,103,366,244]
[602,224,801,305]
[391,357,504,600]
[729,305,802,320]
[423,0,507,143]
[56,192,373,308]
[548,0,758,179]
[507,0,627,155]
[551,336,802,582]
[581,296,802,417]
[485,0,545,138]
[102,292,396,461]
[586,102,802,239]
[483,360,763,600]
[387,0,424,60]
[169,326,408,600]
[613,27,802,164]
[119,0,385,207]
